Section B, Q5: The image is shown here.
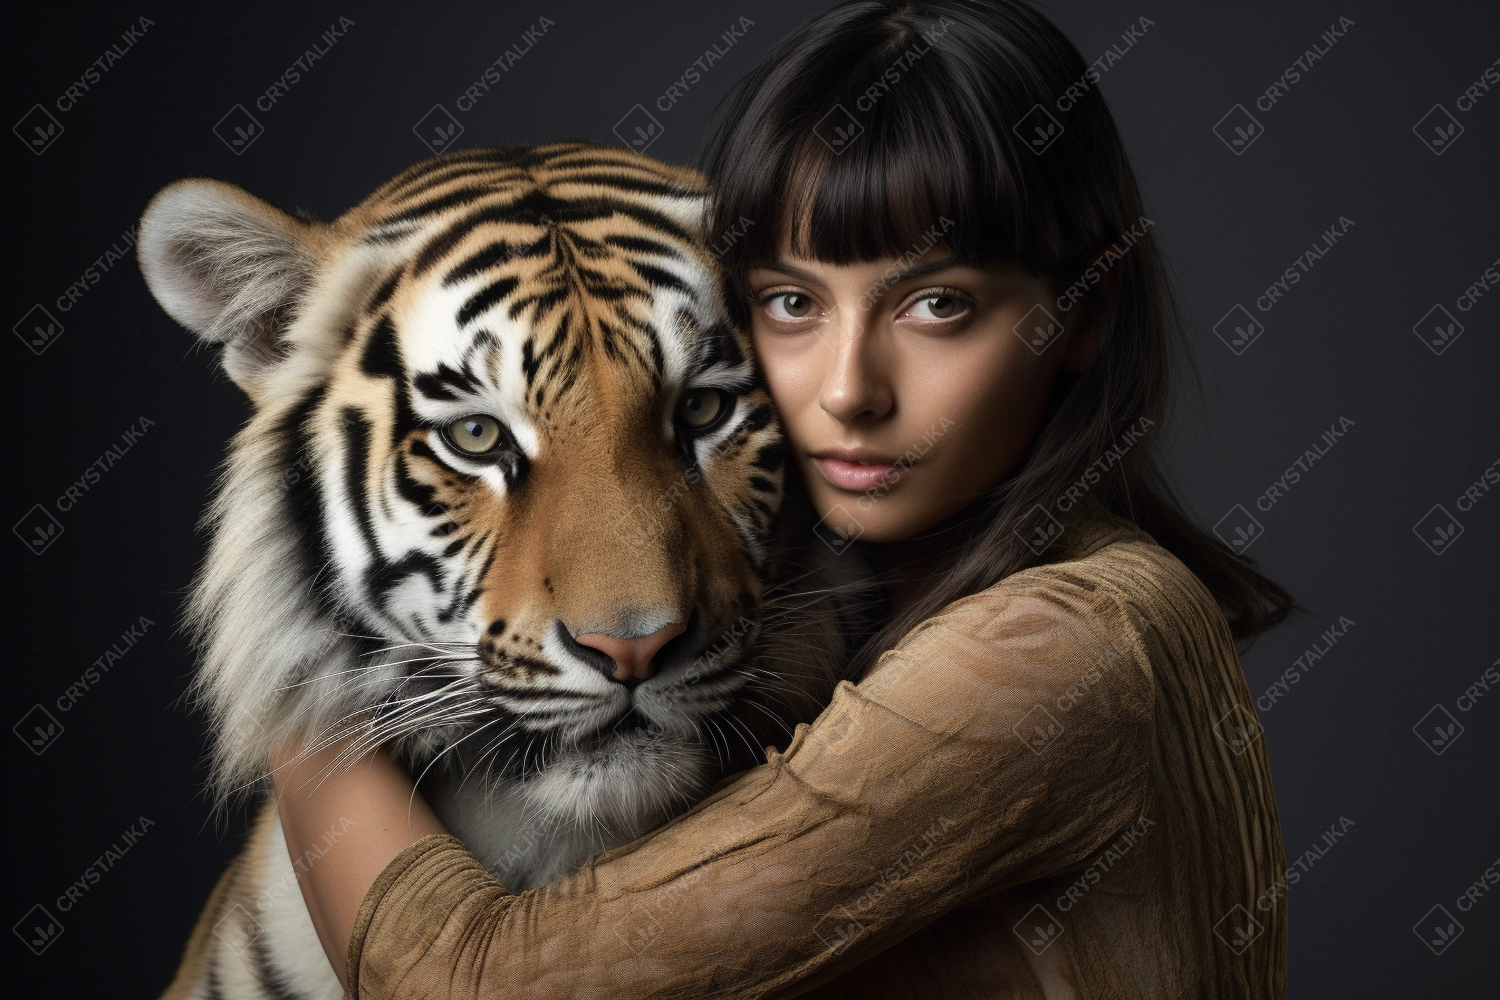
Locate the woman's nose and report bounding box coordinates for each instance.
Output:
[818,310,893,424]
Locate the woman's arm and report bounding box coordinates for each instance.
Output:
[270,735,447,988]
[282,571,1155,998]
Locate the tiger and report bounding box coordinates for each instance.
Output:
[139,143,869,999]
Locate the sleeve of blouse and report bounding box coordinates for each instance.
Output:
[344,569,1156,1000]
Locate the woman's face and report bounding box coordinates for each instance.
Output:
[746,243,1100,545]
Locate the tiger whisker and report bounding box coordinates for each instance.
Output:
[272,662,469,693]
[456,725,527,796]
[409,716,506,804]
[309,702,494,791]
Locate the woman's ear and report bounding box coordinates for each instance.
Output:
[1061,242,1125,373]
[138,178,326,398]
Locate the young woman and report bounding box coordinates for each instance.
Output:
[273,1,1294,996]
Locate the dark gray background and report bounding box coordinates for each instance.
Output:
[4,2,1496,996]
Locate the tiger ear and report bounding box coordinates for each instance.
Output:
[138,178,326,398]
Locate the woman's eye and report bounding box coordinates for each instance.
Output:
[905,294,968,321]
[765,292,816,321]
[676,388,729,432]
[445,414,503,454]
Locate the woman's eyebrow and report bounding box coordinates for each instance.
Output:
[752,255,966,287]
[752,260,826,284]
[875,255,964,287]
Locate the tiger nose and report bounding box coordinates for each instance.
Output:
[574,623,686,683]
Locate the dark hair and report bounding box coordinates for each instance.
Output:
[700,0,1295,679]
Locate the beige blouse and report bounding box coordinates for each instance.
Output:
[344,505,1287,998]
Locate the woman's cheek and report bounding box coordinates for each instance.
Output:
[752,331,794,413]
[923,335,1044,494]
[756,334,826,446]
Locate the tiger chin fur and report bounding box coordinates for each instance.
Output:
[141,143,874,999]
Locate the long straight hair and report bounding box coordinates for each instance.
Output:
[700,0,1295,680]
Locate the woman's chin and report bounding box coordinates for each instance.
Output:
[807,491,945,546]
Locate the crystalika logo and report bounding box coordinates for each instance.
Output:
[1412,105,1463,155]
[1013,104,1063,154]
[1412,305,1464,356]
[1213,904,1264,955]
[1411,704,1463,756]
[613,104,664,154]
[413,105,464,154]
[811,504,864,554]
[812,105,863,155]
[1213,304,1264,356]
[1412,504,1463,556]
[1213,104,1263,155]
[1212,704,1263,756]
[213,104,263,155]
[1413,904,1463,955]
[1012,904,1064,955]
[1213,504,1263,553]
[1013,304,1064,355]
[13,905,64,955]
[13,104,64,155]
[13,304,64,355]
[13,505,64,555]
[12,704,64,755]
[1013,504,1063,555]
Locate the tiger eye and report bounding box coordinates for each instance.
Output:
[677,388,726,430]
[447,415,502,454]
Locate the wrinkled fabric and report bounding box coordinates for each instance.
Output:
[345,504,1286,999]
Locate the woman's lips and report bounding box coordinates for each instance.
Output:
[810,456,899,492]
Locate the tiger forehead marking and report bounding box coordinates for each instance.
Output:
[356,143,739,417]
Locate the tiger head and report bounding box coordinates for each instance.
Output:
[138,144,785,807]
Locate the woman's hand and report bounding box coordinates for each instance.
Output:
[270,729,448,988]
